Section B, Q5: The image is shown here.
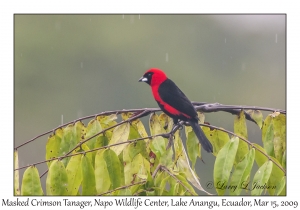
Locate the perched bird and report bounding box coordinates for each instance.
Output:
[139,68,213,153]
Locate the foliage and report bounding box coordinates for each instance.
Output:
[14,106,286,196]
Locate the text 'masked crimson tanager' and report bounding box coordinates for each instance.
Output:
[138,68,213,153]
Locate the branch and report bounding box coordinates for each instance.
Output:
[15,102,285,150]
[98,181,146,196]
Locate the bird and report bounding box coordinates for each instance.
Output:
[138,68,213,153]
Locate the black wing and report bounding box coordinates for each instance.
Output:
[158,79,197,120]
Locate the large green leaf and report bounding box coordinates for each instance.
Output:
[273,113,286,164]
[85,119,102,163]
[46,160,68,195]
[21,166,43,195]
[103,149,124,189]
[245,110,263,128]
[234,111,249,164]
[66,154,82,195]
[253,143,285,195]
[251,160,273,195]
[185,126,200,169]
[214,136,239,195]
[45,128,63,167]
[177,135,211,195]
[230,148,255,195]
[81,155,97,195]
[94,150,111,194]
[124,153,150,185]
[109,123,130,155]
[59,124,79,166]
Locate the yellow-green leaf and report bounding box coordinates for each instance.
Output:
[46,160,68,195]
[262,120,275,156]
[253,143,285,195]
[103,149,124,189]
[251,161,273,195]
[59,124,78,166]
[203,127,230,156]
[124,153,150,185]
[94,150,111,194]
[45,128,63,167]
[245,110,263,128]
[21,166,43,195]
[230,148,255,195]
[276,176,286,195]
[234,111,249,164]
[214,137,239,195]
[177,136,211,195]
[185,126,200,169]
[109,123,130,155]
[14,150,20,195]
[81,155,97,195]
[66,154,82,195]
[273,113,286,164]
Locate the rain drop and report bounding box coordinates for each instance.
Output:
[166,53,169,62]
[275,33,278,43]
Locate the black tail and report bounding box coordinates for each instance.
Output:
[189,120,213,153]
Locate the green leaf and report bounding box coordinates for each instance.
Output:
[109,123,130,155]
[21,166,43,195]
[94,150,111,194]
[282,150,286,169]
[177,136,211,195]
[65,154,82,195]
[185,126,200,169]
[149,136,166,159]
[159,113,173,133]
[123,140,148,164]
[85,119,102,163]
[175,173,197,195]
[262,120,275,156]
[81,155,97,195]
[103,149,124,189]
[46,160,68,195]
[45,128,62,167]
[149,113,164,135]
[251,161,273,195]
[245,110,263,128]
[203,127,230,156]
[230,148,255,195]
[273,113,286,164]
[253,143,285,195]
[59,124,79,166]
[159,146,173,168]
[97,114,118,139]
[124,153,150,185]
[276,176,286,195]
[159,176,169,195]
[214,136,239,195]
[14,150,20,195]
[234,111,249,164]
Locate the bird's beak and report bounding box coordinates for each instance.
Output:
[138,76,148,82]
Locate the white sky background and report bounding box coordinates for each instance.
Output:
[1,0,299,208]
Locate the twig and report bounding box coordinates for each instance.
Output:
[151,164,162,179]
[98,181,146,196]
